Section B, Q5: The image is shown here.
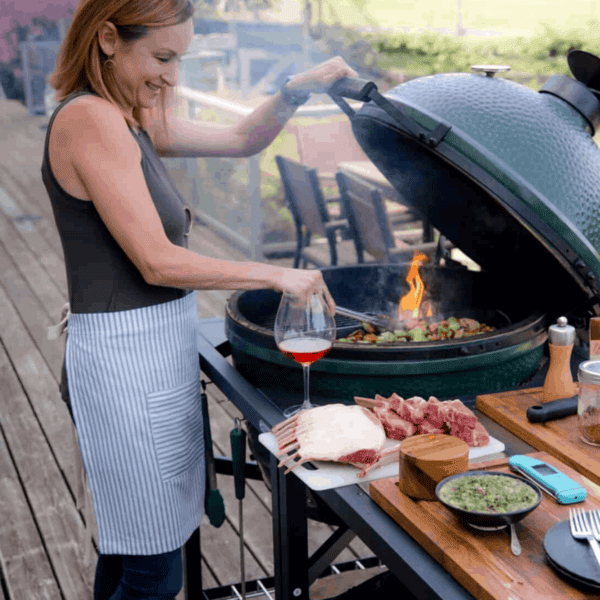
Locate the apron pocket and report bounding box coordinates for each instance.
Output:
[147,379,204,482]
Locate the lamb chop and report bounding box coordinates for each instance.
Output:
[354,395,415,439]
[355,394,491,447]
[271,404,402,478]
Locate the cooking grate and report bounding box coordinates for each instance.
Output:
[253,313,367,338]
[251,310,513,340]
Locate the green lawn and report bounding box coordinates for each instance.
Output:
[357,0,600,36]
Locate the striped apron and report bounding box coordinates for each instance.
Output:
[64,291,205,555]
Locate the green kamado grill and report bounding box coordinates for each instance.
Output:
[226,60,600,401]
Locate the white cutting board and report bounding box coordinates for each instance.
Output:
[259,432,505,491]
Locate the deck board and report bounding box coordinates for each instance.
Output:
[0,339,94,599]
[0,424,63,600]
[0,237,64,380]
[0,170,68,294]
[0,100,376,600]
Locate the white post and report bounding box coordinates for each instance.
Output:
[456,0,465,36]
[302,0,312,71]
[248,154,263,261]
[58,17,67,41]
[21,42,34,115]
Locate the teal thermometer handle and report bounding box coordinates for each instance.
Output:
[508,455,586,504]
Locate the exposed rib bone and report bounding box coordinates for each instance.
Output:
[277,441,300,455]
[354,396,387,410]
[356,443,402,477]
[284,457,313,474]
[278,451,300,468]
[273,421,300,439]
[272,415,299,433]
[276,428,308,449]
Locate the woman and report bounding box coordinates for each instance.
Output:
[42,0,357,598]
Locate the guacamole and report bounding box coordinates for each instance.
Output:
[438,475,538,513]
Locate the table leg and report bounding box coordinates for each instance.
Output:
[183,527,202,599]
[271,454,309,600]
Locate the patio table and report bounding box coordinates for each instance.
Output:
[337,161,435,243]
[193,316,545,600]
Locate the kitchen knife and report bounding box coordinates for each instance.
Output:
[526,395,579,423]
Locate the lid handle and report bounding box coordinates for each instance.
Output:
[540,75,600,134]
[327,77,452,147]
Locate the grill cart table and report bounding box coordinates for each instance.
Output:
[193,317,544,600]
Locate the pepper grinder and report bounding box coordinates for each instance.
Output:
[541,316,577,403]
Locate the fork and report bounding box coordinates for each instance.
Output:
[569,507,600,567]
[589,510,600,544]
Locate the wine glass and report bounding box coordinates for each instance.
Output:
[274,292,336,418]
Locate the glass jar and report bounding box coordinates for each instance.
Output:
[578,361,600,446]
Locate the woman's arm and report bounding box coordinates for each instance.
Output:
[67,96,335,312]
[152,57,359,158]
[153,90,299,158]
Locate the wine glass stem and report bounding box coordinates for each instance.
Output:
[302,363,311,408]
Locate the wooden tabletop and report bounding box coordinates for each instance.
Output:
[337,161,391,187]
[370,451,600,600]
[477,386,600,489]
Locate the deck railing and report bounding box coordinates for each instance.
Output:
[172,85,362,261]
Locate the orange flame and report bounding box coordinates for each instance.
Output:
[399,251,431,320]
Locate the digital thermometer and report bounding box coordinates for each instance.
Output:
[508,455,587,504]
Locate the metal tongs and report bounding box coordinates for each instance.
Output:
[336,306,414,332]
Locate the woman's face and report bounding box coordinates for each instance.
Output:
[99,19,194,113]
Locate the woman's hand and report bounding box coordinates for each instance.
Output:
[275,268,336,316]
[287,56,359,94]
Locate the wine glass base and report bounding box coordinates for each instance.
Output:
[283,403,317,418]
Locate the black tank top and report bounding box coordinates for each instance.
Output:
[41,89,192,313]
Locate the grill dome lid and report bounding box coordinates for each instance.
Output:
[328,71,600,313]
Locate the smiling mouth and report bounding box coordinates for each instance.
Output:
[146,82,162,93]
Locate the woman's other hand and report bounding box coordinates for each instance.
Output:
[276,268,336,316]
[287,56,359,94]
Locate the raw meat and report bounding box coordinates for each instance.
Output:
[423,397,445,428]
[272,404,402,478]
[354,394,490,447]
[355,396,415,440]
[443,399,478,429]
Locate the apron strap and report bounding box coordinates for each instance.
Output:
[72,420,95,569]
[48,303,71,340]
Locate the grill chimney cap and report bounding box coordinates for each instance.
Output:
[471,65,511,77]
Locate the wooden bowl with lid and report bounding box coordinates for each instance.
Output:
[398,434,470,500]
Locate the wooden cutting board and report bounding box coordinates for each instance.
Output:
[476,386,600,488]
[369,451,600,600]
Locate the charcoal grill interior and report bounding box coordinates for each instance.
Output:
[227,264,549,361]
[242,291,511,339]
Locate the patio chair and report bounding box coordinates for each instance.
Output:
[285,118,416,226]
[336,170,451,264]
[275,155,369,268]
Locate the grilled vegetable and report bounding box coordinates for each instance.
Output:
[337,317,494,344]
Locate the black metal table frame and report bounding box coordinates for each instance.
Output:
[189,317,538,600]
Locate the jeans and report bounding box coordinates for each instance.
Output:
[94,547,183,600]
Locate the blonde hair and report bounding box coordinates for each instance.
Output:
[50,0,194,129]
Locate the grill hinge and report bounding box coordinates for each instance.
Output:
[420,121,452,147]
[328,78,452,148]
[368,89,452,147]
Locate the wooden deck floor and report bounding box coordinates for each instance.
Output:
[0,100,377,600]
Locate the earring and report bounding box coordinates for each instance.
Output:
[103,58,115,70]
